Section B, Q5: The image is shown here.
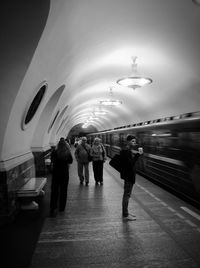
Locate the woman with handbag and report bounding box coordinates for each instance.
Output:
[91,137,107,185]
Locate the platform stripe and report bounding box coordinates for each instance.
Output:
[181,206,200,221]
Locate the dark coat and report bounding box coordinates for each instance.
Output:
[51,149,73,179]
[50,147,73,212]
[120,147,140,183]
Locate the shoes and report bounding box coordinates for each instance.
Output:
[95,181,103,185]
[80,181,83,185]
[85,182,89,186]
[122,215,136,221]
[129,213,136,217]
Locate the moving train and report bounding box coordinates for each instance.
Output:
[87,111,200,208]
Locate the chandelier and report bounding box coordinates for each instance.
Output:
[93,110,107,115]
[100,87,122,106]
[117,57,152,89]
[92,106,108,115]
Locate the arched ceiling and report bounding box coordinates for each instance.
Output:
[1,0,200,158]
[44,0,200,133]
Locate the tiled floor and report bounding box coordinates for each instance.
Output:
[30,159,200,267]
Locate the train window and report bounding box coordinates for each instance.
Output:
[164,117,171,121]
[181,113,192,118]
[22,82,47,130]
[189,132,200,149]
[119,133,124,147]
[106,133,110,144]
[101,134,105,144]
[120,133,127,146]
[112,133,120,146]
[173,115,181,120]
[108,134,111,144]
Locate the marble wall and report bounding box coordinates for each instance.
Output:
[0,157,35,225]
[0,148,51,225]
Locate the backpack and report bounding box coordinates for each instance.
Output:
[109,154,121,172]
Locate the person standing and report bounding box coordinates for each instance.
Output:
[74,137,79,148]
[91,137,107,185]
[75,136,91,186]
[50,137,73,217]
[120,134,143,221]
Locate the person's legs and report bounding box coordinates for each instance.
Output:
[92,161,98,183]
[59,177,69,211]
[122,180,134,217]
[98,161,104,184]
[84,163,89,184]
[78,162,84,183]
[50,176,59,215]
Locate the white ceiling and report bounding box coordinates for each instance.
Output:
[1,0,200,158]
[44,0,200,132]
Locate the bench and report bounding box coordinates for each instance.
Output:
[17,177,47,210]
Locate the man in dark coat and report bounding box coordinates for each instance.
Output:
[120,134,143,220]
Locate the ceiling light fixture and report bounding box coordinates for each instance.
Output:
[93,108,107,115]
[100,87,122,106]
[94,111,107,115]
[88,115,99,120]
[82,123,89,128]
[117,57,152,89]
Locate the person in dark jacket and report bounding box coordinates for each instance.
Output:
[75,136,91,186]
[50,137,73,217]
[120,134,143,221]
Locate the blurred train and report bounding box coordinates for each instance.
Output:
[87,111,200,208]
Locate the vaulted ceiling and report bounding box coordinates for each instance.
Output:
[1,0,200,158]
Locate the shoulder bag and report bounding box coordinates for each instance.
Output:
[109,154,121,172]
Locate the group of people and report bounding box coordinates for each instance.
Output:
[74,136,106,186]
[49,134,143,221]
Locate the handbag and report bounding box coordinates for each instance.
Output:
[109,154,121,172]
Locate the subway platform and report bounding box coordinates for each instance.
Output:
[2,155,200,268]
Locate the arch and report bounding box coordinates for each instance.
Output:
[49,105,69,146]
[0,1,50,158]
[22,81,47,130]
[31,85,65,150]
